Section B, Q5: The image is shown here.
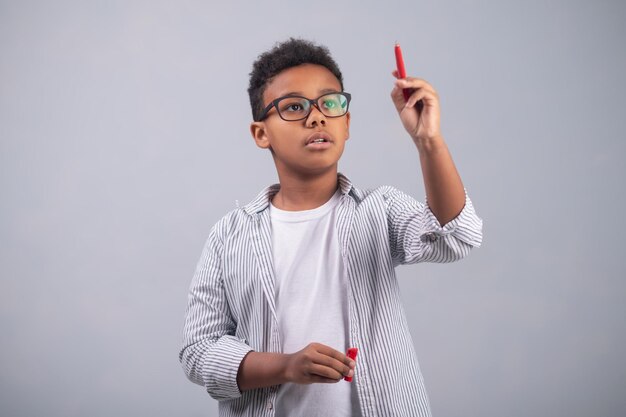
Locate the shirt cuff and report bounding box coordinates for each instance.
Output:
[422,191,483,248]
[205,336,254,400]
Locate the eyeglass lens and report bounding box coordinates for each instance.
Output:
[277,93,348,121]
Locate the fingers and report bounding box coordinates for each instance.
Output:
[309,363,344,381]
[389,72,441,139]
[316,343,355,366]
[305,343,356,381]
[390,74,437,106]
[391,73,434,91]
[307,374,343,384]
[390,85,408,110]
[394,79,438,108]
[406,89,427,109]
[288,343,357,384]
[313,351,354,378]
[322,345,356,370]
[314,344,355,373]
[395,79,435,96]
[392,75,436,95]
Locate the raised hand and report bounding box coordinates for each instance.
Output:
[390,70,442,147]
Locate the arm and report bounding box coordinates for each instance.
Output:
[237,343,356,391]
[180,222,355,397]
[386,72,482,265]
[391,71,465,226]
[384,186,482,265]
[179,222,253,401]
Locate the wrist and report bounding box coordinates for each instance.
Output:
[414,134,446,154]
[280,353,293,383]
[237,351,292,391]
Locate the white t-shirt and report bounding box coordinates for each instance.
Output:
[270,190,359,416]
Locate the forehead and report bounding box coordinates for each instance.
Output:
[263,64,342,102]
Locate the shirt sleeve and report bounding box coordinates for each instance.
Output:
[179,220,253,401]
[384,186,483,266]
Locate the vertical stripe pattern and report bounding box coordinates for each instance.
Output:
[180,173,483,416]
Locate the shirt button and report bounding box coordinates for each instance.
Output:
[420,232,438,243]
[267,400,273,410]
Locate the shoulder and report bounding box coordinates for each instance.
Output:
[349,182,415,207]
[209,182,277,237]
[212,209,239,233]
[208,208,256,243]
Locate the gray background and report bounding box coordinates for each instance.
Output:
[1,0,625,416]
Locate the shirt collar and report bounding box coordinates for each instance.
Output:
[243,172,354,216]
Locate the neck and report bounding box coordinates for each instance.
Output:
[272,168,339,211]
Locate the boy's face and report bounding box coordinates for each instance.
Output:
[250,64,350,178]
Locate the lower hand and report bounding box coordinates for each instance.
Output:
[285,342,356,384]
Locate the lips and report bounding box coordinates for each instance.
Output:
[305,132,333,146]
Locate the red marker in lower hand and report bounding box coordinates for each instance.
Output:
[344,347,358,382]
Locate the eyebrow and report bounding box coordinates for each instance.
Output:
[280,88,340,97]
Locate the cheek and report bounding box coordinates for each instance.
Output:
[340,123,350,140]
[266,126,299,151]
[339,116,351,138]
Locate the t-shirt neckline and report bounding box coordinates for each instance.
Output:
[270,189,342,223]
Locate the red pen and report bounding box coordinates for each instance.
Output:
[394,43,411,102]
[395,43,422,110]
[344,347,358,382]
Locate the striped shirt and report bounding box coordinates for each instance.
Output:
[180,173,483,417]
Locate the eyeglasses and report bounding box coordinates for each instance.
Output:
[258,92,351,121]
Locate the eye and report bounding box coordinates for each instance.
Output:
[322,98,339,109]
[287,103,304,112]
[279,98,308,113]
[320,94,346,114]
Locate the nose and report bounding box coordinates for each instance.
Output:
[305,104,326,127]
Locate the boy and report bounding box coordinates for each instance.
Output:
[180,38,482,416]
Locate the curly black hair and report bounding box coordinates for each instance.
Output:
[248,38,344,121]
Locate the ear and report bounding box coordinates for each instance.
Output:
[250,121,271,149]
[344,111,351,141]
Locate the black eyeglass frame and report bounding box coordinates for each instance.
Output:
[257,92,352,121]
